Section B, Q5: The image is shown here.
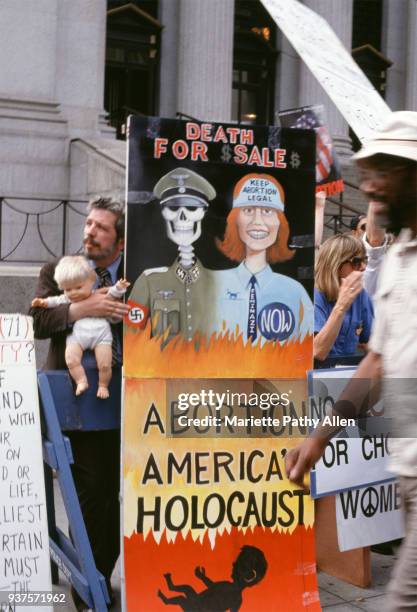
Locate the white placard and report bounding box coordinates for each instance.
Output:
[310,368,394,498]
[262,0,391,141]
[0,314,52,610]
[336,480,405,552]
[312,435,394,498]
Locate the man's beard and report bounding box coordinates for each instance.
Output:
[384,211,403,236]
[83,239,116,261]
[385,199,416,236]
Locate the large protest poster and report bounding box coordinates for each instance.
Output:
[124,117,315,378]
[123,117,318,610]
[0,314,52,611]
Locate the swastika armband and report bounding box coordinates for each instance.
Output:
[125,300,149,329]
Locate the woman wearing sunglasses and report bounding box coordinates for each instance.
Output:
[314,234,374,362]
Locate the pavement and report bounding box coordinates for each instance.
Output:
[318,552,395,611]
[52,481,396,611]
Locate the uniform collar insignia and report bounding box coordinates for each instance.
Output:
[175,260,200,284]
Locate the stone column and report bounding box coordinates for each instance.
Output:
[55,0,109,137]
[177,0,234,122]
[0,0,58,101]
[381,0,407,110]
[275,32,300,116]
[405,0,417,110]
[299,0,354,159]
[159,0,180,118]
[0,0,68,201]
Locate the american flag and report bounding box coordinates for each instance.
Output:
[294,111,334,183]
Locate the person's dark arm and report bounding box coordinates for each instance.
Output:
[285,350,382,487]
[365,201,386,247]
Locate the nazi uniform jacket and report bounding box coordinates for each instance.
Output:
[128,259,215,342]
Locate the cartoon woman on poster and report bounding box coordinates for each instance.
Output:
[213,173,313,344]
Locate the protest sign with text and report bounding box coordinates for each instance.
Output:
[0,314,52,611]
[123,117,318,611]
[262,0,391,141]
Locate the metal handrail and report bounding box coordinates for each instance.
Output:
[0,196,87,264]
[322,176,366,234]
[324,212,355,234]
[0,184,365,264]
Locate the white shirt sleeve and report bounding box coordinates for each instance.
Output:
[363,233,388,298]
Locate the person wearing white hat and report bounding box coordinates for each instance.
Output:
[285,111,417,611]
[211,173,313,345]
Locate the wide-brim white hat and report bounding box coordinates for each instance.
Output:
[352,111,417,163]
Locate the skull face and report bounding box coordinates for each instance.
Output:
[161,205,206,246]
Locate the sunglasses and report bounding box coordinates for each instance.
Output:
[342,256,368,268]
[358,164,413,183]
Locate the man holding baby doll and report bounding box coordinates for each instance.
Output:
[29,196,130,610]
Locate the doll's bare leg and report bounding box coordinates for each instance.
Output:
[65,344,88,395]
[94,344,112,399]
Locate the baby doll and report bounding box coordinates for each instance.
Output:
[31,255,130,399]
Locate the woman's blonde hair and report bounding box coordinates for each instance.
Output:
[54,255,95,288]
[216,208,294,264]
[315,234,366,301]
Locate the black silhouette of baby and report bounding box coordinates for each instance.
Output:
[157,545,267,611]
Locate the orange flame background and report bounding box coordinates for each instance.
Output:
[124,324,313,379]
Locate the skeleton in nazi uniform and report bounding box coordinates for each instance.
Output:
[128,168,216,343]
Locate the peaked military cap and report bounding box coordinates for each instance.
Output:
[154,167,216,207]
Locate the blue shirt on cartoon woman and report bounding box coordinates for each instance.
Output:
[212,262,313,343]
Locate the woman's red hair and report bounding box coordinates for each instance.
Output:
[216,208,294,264]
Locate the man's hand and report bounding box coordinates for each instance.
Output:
[69,289,130,322]
[285,437,328,488]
